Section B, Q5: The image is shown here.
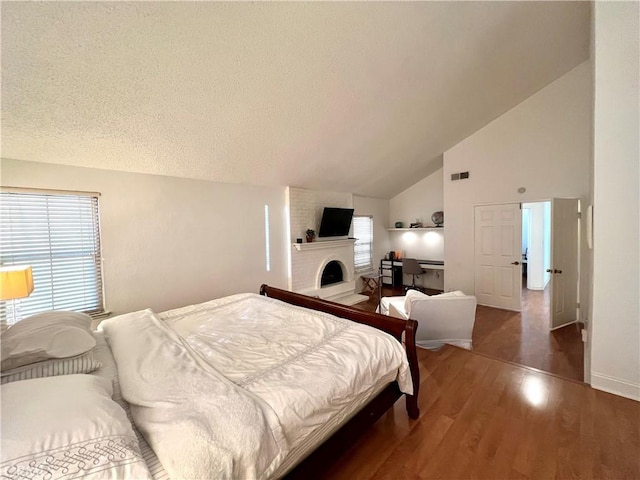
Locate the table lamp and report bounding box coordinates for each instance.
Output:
[0,265,34,325]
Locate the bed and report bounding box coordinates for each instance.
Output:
[0,285,420,479]
[256,285,420,478]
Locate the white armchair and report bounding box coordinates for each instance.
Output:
[379,290,477,350]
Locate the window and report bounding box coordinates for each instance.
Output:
[353,215,373,272]
[0,189,104,326]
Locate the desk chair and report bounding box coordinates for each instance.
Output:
[403,258,424,292]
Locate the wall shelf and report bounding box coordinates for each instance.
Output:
[386,227,444,231]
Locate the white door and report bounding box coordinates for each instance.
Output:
[549,198,579,330]
[474,204,523,311]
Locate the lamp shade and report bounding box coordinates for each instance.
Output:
[0,266,34,300]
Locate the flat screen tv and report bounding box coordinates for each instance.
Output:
[318,207,354,238]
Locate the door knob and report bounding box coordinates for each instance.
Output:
[511,261,520,265]
[555,269,563,274]
[546,269,552,273]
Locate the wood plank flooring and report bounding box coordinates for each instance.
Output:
[355,284,584,382]
[322,346,640,480]
[330,284,635,478]
[472,285,584,382]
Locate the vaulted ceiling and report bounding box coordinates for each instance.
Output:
[1,2,590,198]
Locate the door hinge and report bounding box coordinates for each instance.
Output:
[577,212,582,219]
[576,302,580,309]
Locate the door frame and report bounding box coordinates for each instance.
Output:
[473,198,582,322]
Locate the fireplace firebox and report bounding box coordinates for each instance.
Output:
[320,261,344,287]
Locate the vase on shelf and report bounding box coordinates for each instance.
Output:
[305,229,316,243]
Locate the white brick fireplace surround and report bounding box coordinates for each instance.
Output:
[291,239,357,299]
[286,186,368,306]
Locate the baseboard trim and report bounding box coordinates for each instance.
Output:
[591,372,640,401]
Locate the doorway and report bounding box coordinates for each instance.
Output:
[521,201,551,294]
[474,199,584,380]
[520,201,553,344]
[474,199,580,329]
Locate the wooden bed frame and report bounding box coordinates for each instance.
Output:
[259,285,420,478]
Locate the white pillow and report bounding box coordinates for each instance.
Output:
[1,311,96,371]
[0,374,153,480]
[0,350,101,385]
[404,289,431,314]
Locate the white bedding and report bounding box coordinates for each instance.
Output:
[102,293,413,479]
[1,375,152,480]
[102,308,288,480]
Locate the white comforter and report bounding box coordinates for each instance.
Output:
[103,293,412,479]
[101,308,288,479]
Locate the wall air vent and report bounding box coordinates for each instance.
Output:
[451,171,470,181]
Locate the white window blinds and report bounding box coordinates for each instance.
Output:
[353,215,373,272]
[0,190,104,325]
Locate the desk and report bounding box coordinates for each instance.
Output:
[380,259,445,287]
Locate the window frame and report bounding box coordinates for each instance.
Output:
[0,187,105,325]
[353,214,374,273]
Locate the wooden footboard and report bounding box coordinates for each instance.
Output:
[259,284,420,420]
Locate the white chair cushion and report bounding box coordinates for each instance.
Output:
[379,296,405,316]
[403,289,430,314]
[388,302,410,320]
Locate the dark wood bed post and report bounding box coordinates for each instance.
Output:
[403,318,421,419]
[259,284,420,419]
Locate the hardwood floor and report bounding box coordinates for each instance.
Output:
[320,285,632,479]
[322,346,640,479]
[473,285,584,382]
[355,282,584,382]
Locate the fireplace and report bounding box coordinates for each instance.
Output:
[321,261,344,287]
[289,239,356,298]
[289,238,367,306]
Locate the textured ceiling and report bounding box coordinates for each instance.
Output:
[1,2,590,198]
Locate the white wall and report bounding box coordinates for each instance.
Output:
[389,166,443,228]
[523,201,551,290]
[443,61,592,301]
[1,159,288,316]
[525,202,543,290]
[287,187,353,242]
[390,230,445,290]
[388,166,445,290]
[590,2,640,400]
[522,207,530,256]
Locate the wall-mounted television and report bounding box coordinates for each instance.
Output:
[318,207,354,238]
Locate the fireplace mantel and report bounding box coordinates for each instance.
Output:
[293,239,356,251]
